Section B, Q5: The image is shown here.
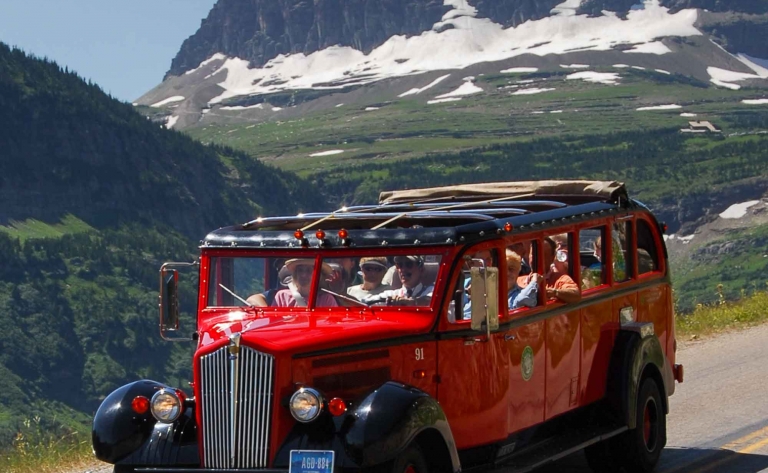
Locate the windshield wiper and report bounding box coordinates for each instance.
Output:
[218,284,254,307]
[320,288,377,317]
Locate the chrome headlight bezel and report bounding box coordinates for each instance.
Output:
[150,388,183,423]
[289,387,324,423]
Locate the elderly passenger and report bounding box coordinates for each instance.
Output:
[347,257,391,300]
[271,259,338,307]
[506,250,540,310]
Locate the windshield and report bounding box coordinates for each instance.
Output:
[206,253,444,309]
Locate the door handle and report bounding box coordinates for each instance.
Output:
[505,334,516,341]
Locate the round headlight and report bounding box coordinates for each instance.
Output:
[289,387,324,423]
[150,388,183,423]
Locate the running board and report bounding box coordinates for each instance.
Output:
[486,425,629,473]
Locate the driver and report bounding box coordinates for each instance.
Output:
[271,259,337,307]
[363,255,433,306]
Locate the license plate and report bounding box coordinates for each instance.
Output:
[289,450,335,473]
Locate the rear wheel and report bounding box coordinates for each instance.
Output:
[622,377,666,473]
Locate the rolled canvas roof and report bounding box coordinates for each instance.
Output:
[379,180,627,205]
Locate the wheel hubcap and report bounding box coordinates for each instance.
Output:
[643,398,658,451]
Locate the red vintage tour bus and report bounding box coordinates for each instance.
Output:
[93,180,683,473]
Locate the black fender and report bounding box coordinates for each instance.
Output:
[606,327,670,430]
[274,382,460,472]
[92,380,199,467]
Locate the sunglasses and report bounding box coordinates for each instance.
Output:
[362,265,385,273]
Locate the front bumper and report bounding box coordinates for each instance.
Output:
[135,469,288,473]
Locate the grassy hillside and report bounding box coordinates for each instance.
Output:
[185,68,767,176]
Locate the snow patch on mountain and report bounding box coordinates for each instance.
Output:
[399,74,451,97]
[435,81,483,99]
[185,53,227,75]
[708,67,763,90]
[501,67,539,74]
[625,41,670,55]
[636,104,681,111]
[165,116,178,129]
[566,71,620,84]
[428,97,463,104]
[220,104,264,111]
[720,201,760,219]
[152,96,184,107]
[199,0,700,105]
[511,88,556,95]
[310,150,345,157]
[743,99,768,105]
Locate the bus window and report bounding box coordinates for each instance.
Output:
[505,246,539,313]
[637,219,659,275]
[580,226,606,290]
[612,221,632,283]
[543,234,580,304]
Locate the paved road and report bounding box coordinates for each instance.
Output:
[75,324,768,473]
[536,323,768,473]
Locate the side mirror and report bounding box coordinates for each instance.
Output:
[159,261,198,342]
[469,266,499,333]
[161,269,180,331]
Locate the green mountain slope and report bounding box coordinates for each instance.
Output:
[0,43,326,446]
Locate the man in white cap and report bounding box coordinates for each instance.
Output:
[347,257,391,300]
[364,255,433,305]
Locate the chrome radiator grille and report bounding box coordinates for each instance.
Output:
[200,344,275,469]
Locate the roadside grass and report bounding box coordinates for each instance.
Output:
[0,417,94,473]
[676,289,768,340]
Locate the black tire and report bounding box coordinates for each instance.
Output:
[584,436,624,473]
[387,445,429,473]
[621,377,666,473]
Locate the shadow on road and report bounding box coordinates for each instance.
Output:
[530,446,768,473]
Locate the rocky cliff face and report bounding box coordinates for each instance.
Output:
[167,0,768,79]
[166,0,449,78]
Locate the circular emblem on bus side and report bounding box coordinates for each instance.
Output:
[521,346,534,381]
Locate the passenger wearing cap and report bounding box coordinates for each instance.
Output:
[272,259,338,307]
[347,257,391,301]
[364,255,434,305]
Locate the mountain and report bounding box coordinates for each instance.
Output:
[0,42,326,446]
[139,0,767,130]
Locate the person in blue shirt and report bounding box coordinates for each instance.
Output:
[505,249,539,310]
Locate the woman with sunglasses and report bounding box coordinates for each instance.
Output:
[347,257,391,300]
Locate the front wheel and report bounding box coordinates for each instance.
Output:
[383,445,429,473]
[622,377,666,473]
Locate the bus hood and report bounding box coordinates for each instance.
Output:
[198,309,435,355]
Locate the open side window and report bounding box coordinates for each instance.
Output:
[636,219,660,276]
[612,220,633,283]
[580,226,607,292]
[447,245,498,324]
[504,238,540,315]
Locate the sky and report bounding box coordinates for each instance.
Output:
[0,0,217,102]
